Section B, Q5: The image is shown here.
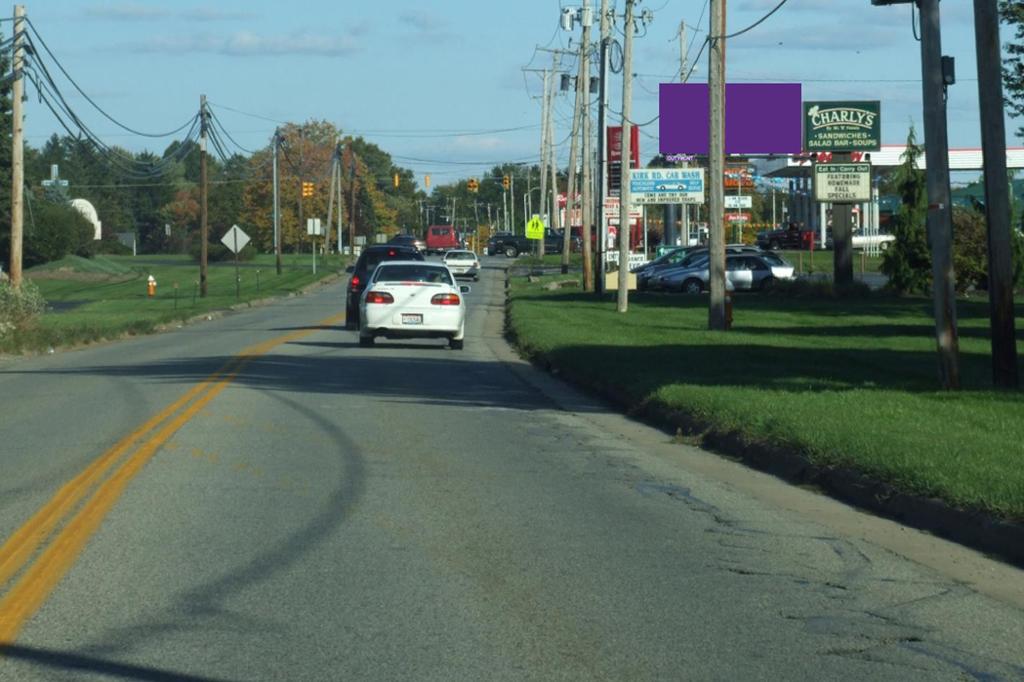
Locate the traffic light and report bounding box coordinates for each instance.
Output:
[467,178,479,193]
[393,172,400,189]
[502,175,510,191]
[301,181,314,197]
[425,174,431,189]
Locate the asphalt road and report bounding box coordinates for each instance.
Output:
[1,258,1023,681]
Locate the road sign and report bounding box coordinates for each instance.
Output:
[630,168,704,204]
[220,224,250,253]
[603,197,642,224]
[813,163,872,203]
[724,195,753,209]
[804,101,881,152]
[725,213,750,222]
[526,215,546,240]
[306,218,323,236]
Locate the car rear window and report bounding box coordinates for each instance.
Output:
[374,264,454,285]
[446,252,474,260]
[360,248,421,272]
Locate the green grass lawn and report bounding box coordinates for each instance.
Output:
[508,277,1024,521]
[512,249,882,275]
[4,253,347,353]
[779,249,884,274]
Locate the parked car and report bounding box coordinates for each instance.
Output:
[359,261,470,350]
[425,224,460,254]
[642,245,764,291]
[851,229,895,251]
[655,252,794,293]
[442,249,480,281]
[345,244,424,329]
[388,233,426,253]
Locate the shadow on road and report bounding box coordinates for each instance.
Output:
[3,350,575,412]
[0,643,234,682]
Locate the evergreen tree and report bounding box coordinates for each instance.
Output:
[881,126,932,294]
[1002,1,1024,138]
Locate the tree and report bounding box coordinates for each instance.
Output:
[23,195,96,267]
[881,126,932,294]
[1002,1,1024,138]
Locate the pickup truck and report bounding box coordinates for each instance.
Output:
[487,229,567,257]
[756,227,817,251]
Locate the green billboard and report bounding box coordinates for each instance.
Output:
[804,101,881,152]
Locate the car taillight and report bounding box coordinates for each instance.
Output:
[431,293,460,306]
[349,275,361,290]
[365,291,394,304]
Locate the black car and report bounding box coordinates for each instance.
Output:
[345,245,424,329]
[387,234,425,253]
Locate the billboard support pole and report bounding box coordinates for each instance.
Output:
[832,152,854,285]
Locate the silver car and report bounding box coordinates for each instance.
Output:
[656,253,795,294]
[441,249,481,281]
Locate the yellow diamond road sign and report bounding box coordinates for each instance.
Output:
[526,215,545,240]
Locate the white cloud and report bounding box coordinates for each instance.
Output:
[399,10,442,32]
[130,31,360,57]
[452,135,505,151]
[84,4,256,21]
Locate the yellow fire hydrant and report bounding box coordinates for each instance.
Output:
[147,275,157,298]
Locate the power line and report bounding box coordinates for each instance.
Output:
[25,18,197,139]
[209,101,542,139]
[713,0,790,41]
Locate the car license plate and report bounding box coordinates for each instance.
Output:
[402,314,423,325]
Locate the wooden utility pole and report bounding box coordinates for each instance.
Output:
[547,52,562,260]
[918,0,960,389]
[8,5,25,288]
[563,42,585,274]
[708,0,727,330]
[199,94,209,298]
[538,68,551,258]
[616,0,636,312]
[297,129,305,253]
[974,0,1019,388]
[342,141,350,254]
[348,145,357,255]
[581,0,594,291]
[272,128,282,275]
[596,0,611,295]
[326,145,337,255]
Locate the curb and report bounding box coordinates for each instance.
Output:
[504,273,1024,570]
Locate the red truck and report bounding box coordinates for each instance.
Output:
[425,225,461,255]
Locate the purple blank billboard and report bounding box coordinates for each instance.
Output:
[659,83,802,155]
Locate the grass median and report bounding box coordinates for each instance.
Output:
[507,275,1024,522]
[4,253,346,354]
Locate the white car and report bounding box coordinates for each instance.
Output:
[441,249,480,280]
[852,231,895,251]
[359,261,470,349]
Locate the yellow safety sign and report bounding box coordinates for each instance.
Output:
[526,215,545,240]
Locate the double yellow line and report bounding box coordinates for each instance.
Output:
[0,315,344,645]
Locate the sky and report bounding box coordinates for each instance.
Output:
[14,0,1019,188]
